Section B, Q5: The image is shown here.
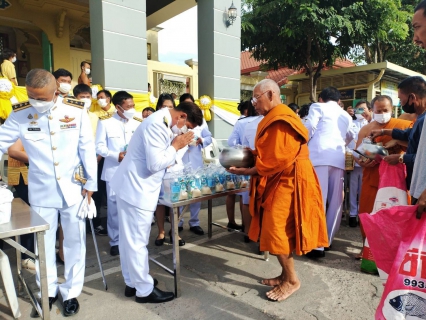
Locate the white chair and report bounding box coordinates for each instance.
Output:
[202,137,220,165]
[0,249,21,318]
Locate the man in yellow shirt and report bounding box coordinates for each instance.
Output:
[1,48,17,85]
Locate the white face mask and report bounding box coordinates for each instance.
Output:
[85,68,91,75]
[98,98,108,108]
[80,98,92,110]
[119,106,135,119]
[171,119,188,134]
[58,82,71,94]
[374,112,392,124]
[29,92,56,114]
[355,114,364,120]
[11,57,16,63]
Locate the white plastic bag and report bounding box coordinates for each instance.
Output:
[0,185,14,224]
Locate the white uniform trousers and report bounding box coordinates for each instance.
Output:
[106,181,119,247]
[32,199,86,301]
[178,202,201,227]
[349,166,363,217]
[117,197,154,297]
[314,165,344,246]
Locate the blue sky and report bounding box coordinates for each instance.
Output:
[158,7,198,66]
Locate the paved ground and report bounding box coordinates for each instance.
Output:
[0,205,383,320]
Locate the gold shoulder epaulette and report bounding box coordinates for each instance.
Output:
[99,113,113,121]
[63,98,84,109]
[133,116,143,122]
[12,101,31,112]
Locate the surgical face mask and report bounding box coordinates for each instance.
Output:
[119,106,135,119]
[11,57,16,63]
[355,114,364,120]
[29,92,56,114]
[98,98,108,108]
[58,82,71,94]
[80,98,92,110]
[171,119,188,134]
[85,68,91,75]
[374,112,392,124]
[402,95,415,114]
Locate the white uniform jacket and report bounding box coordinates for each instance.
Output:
[0,98,97,208]
[95,112,142,181]
[227,117,254,147]
[242,116,264,150]
[181,119,212,169]
[110,108,176,211]
[304,101,355,170]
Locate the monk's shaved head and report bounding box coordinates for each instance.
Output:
[26,69,55,88]
[255,79,280,95]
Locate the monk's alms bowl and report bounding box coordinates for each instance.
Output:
[219,147,254,169]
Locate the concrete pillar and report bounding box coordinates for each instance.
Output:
[89,0,147,93]
[198,0,241,139]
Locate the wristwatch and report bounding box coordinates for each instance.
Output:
[399,153,405,164]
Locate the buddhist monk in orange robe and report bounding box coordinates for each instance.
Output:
[355,96,411,242]
[227,79,328,301]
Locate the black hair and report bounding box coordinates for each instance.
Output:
[398,76,426,99]
[298,103,312,119]
[3,48,15,60]
[318,86,341,103]
[371,95,393,109]
[175,101,203,127]
[73,84,92,97]
[80,61,90,68]
[156,93,175,111]
[237,100,256,117]
[287,103,299,113]
[112,91,133,106]
[355,99,371,110]
[53,68,73,80]
[97,89,112,99]
[179,93,195,103]
[415,0,426,15]
[143,107,155,113]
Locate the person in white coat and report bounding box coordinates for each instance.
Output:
[95,91,142,256]
[303,87,355,258]
[110,101,203,303]
[178,93,212,235]
[0,69,97,317]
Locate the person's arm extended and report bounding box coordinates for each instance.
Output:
[8,139,28,163]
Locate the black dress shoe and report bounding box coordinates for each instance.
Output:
[63,298,80,317]
[154,236,165,246]
[135,287,174,303]
[349,216,358,228]
[227,222,243,231]
[30,295,58,318]
[169,230,185,246]
[110,245,120,256]
[56,253,64,265]
[305,250,325,259]
[189,226,204,235]
[324,245,332,251]
[178,227,183,232]
[125,279,158,297]
[244,235,250,243]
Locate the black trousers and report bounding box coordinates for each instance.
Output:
[91,157,107,228]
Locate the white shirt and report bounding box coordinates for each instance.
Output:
[0,97,97,208]
[95,112,142,181]
[181,119,212,170]
[228,116,256,147]
[242,116,263,149]
[304,101,355,170]
[110,108,176,211]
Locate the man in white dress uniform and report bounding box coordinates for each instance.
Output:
[304,87,355,258]
[110,101,203,303]
[0,69,97,317]
[95,91,142,256]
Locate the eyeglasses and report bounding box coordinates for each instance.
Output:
[251,91,270,104]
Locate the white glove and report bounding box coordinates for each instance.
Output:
[77,195,97,219]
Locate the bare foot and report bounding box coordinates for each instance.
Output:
[156,234,165,240]
[355,249,363,260]
[260,275,283,286]
[266,280,301,301]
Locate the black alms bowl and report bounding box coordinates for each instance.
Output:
[219,147,254,169]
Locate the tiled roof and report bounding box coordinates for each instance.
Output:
[241,51,355,86]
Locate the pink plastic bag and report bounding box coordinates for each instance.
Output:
[360,205,426,320]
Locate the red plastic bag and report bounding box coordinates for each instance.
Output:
[360,205,426,319]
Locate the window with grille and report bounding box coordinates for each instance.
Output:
[0,33,9,59]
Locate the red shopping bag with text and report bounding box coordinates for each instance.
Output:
[360,205,426,320]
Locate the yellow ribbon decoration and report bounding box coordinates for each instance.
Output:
[198,95,213,121]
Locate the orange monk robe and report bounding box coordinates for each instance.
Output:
[249,104,328,255]
[359,118,411,236]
